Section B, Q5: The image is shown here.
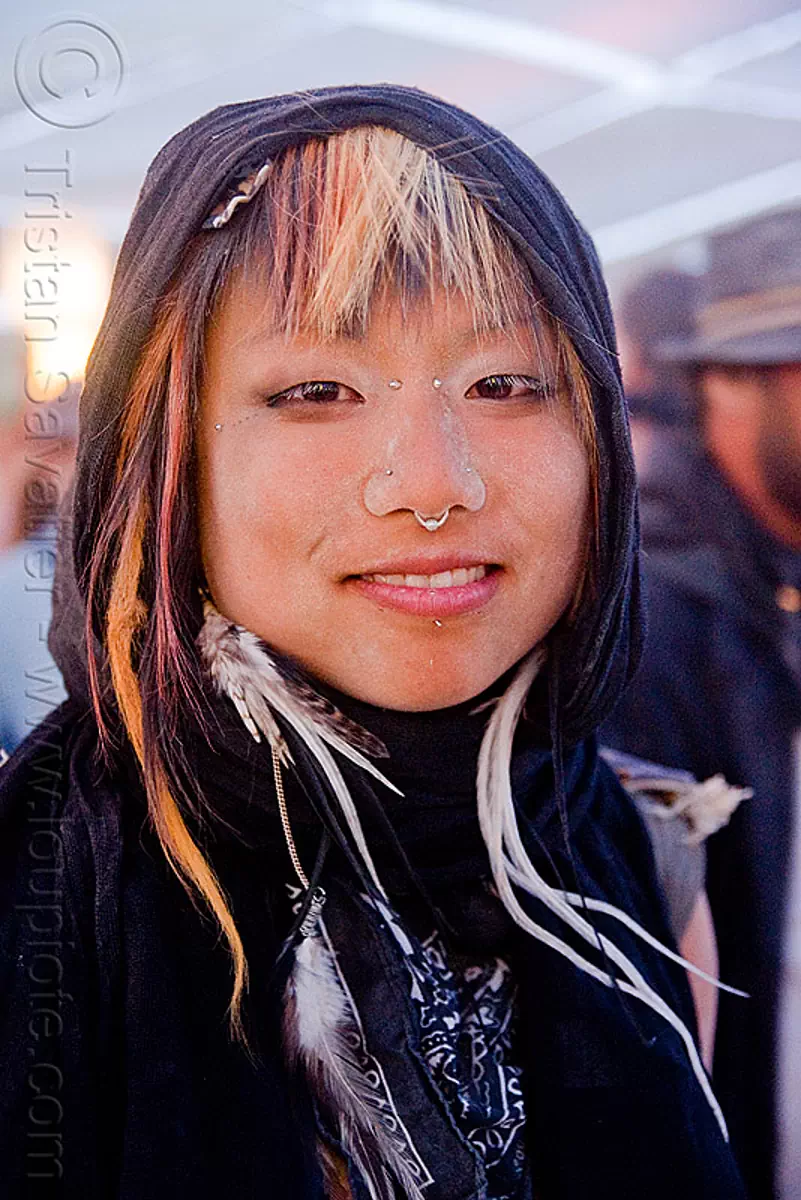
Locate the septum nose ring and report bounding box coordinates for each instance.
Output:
[364,462,486,524]
[414,507,451,532]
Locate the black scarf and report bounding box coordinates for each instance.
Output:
[0,680,746,1196]
[1,83,745,1197]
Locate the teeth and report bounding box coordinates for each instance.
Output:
[366,565,488,588]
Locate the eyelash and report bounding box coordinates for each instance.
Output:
[264,374,554,408]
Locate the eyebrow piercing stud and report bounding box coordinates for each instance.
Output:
[214,422,223,431]
[387,378,445,389]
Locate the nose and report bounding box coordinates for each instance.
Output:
[362,394,486,520]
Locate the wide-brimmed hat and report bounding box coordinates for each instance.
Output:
[659,207,801,365]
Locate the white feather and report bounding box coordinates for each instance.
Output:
[475,648,730,1142]
[200,600,432,1190]
[284,923,428,1200]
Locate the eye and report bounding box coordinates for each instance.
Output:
[466,373,554,401]
[265,380,362,408]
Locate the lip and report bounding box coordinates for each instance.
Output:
[348,564,501,617]
[350,551,497,577]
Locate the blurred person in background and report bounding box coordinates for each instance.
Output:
[0,384,76,751]
[604,207,801,1199]
[615,267,698,475]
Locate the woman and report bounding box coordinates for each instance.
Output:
[0,84,746,1197]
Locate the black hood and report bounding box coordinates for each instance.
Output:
[51,81,641,741]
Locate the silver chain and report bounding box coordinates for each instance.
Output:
[270,743,310,890]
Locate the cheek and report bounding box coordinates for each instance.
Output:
[196,425,358,585]
[502,425,590,557]
[503,428,591,633]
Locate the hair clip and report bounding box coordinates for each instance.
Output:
[202,157,273,231]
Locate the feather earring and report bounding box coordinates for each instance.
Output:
[197,597,400,895]
[197,598,429,1199]
[282,869,428,1200]
[269,719,427,1200]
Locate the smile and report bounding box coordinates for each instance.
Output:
[349,562,501,617]
[360,565,488,588]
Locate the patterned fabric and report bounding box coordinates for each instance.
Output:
[286,885,435,1196]
[379,901,527,1200]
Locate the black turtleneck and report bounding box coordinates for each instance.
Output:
[308,669,551,868]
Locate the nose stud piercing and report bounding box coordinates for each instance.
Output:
[386,379,445,390]
[414,507,451,532]
[366,461,484,524]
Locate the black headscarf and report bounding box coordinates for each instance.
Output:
[57,81,642,743]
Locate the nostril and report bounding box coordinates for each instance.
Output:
[363,461,486,519]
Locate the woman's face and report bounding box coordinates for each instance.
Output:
[197,281,590,710]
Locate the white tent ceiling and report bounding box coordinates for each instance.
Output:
[2,0,800,298]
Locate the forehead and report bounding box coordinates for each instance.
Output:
[209,275,552,362]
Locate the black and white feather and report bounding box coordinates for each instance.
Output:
[198,598,399,895]
[283,915,430,1200]
[199,600,433,1195]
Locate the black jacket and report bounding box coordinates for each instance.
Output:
[0,695,748,1198]
[603,430,801,1199]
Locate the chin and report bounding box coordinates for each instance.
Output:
[334,660,508,713]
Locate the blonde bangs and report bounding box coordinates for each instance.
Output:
[236,126,541,343]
